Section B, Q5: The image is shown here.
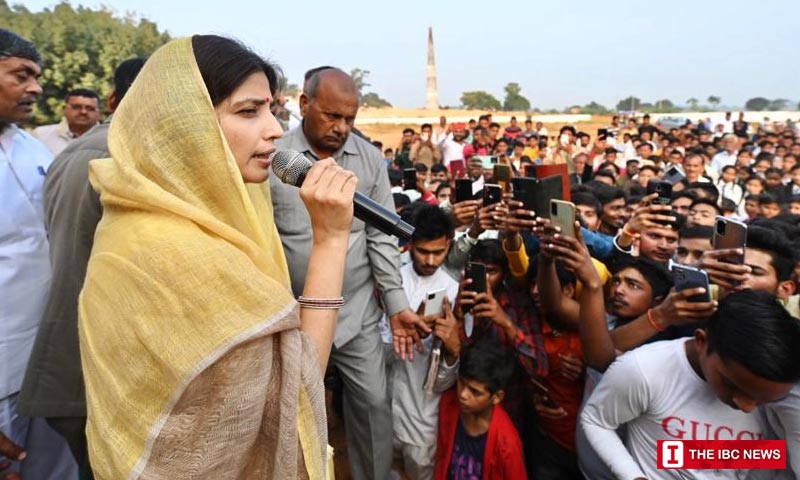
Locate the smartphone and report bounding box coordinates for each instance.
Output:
[465,262,487,294]
[671,263,712,303]
[512,177,538,212]
[423,288,447,317]
[454,178,473,203]
[598,128,609,137]
[530,377,561,410]
[646,180,673,205]
[449,159,466,179]
[713,216,747,266]
[550,200,577,237]
[559,133,569,146]
[403,168,417,191]
[493,164,512,183]
[482,184,502,207]
[663,165,686,185]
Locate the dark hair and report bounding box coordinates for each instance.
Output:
[758,192,779,206]
[690,197,722,216]
[720,198,737,213]
[384,148,393,155]
[0,29,41,64]
[706,290,800,383]
[403,128,415,135]
[192,35,281,106]
[671,189,698,203]
[435,182,450,196]
[421,123,432,130]
[560,125,576,136]
[431,163,447,174]
[639,165,658,175]
[470,239,508,274]
[746,225,796,281]
[765,167,784,177]
[721,165,737,174]
[393,192,411,210]
[414,162,428,173]
[597,161,620,175]
[387,167,403,187]
[111,58,146,109]
[687,183,720,203]
[459,339,515,394]
[592,183,626,206]
[572,191,602,215]
[372,140,383,149]
[65,88,100,104]
[611,256,674,300]
[489,122,500,129]
[410,203,455,242]
[593,170,616,183]
[680,225,714,240]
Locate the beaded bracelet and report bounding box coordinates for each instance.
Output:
[297,296,345,310]
[647,308,665,332]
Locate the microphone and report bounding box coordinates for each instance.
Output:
[271,150,415,241]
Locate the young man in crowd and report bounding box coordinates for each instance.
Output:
[593,184,627,236]
[32,88,102,155]
[675,225,713,267]
[434,340,527,480]
[572,190,602,231]
[686,197,720,227]
[582,290,800,480]
[395,127,416,170]
[389,204,462,480]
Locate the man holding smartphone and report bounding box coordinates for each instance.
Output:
[387,204,461,480]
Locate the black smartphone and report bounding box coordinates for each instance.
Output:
[646,180,673,205]
[403,168,417,191]
[713,216,747,266]
[512,177,537,212]
[465,262,487,294]
[482,184,502,207]
[671,263,712,303]
[454,178,473,203]
[530,377,561,409]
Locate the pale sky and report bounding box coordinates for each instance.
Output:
[18,0,800,110]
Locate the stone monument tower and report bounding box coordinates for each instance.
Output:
[425,27,439,110]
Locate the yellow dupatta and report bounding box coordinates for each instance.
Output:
[79,37,327,479]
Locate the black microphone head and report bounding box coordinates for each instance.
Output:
[271,150,313,187]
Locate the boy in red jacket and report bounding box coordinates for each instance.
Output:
[434,340,528,480]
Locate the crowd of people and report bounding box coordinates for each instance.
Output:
[2,25,800,480]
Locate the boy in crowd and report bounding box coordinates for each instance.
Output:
[593,184,628,236]
[759,193,782,219]
[434,340,527,480]
[572,190,602,231]
[686,197,720,227]
[581,290,800,480]
[389,204,462,480]
[675,225,713,267]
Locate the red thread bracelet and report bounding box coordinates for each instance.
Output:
[647,308,665,332]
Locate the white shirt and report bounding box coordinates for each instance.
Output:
[0,124,53,398]
[31,118,78,155]
[390,263,460,447]
[437,133,466,166]
[716,180,744,206]
[582,339,768,480]
[711,150,738,173]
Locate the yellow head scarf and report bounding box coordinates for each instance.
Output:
[79,37,326,479]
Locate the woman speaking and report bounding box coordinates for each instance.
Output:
[79,35,354,479]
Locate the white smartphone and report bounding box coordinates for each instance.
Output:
[423,288,447,317]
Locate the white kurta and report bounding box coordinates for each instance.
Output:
[0,124,53,399]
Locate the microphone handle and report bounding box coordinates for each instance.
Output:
[353,192,414,241]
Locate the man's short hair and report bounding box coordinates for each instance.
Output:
[593,170,616,183]
[707,290,800,383]
[459,339,515,395]
[112,57,146,107]
[431,163,447,174]
[387,167,403,187]
[690,197,722,216]
[638,165,659,176]
[758,193,780,206]
[559,125,576,136]
[413,162,428,173]
[421,123,432,130]
[410,203,455,243]
[372,140,383,149]
[402,127,415,135]
[303,65,337,99]
[687,183,720,203]
[746,225,797,281]
[470,239,508,274]
[610,256,674,300]
[0,28,41,64]
[590,183,626,206]
[489,122,500,129]
[65,88,101,108]
[572,190,602,215]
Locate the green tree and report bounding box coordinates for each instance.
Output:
[686,97,699,110]
[1,1,171,124]
[768,98,789,111]
[362,92,391,108]
[460,90,501,110]
[580,102,609,115]
[707,96,721,108]
[745,97,770,111]
[349,68,370,104]
[502,82,530,111]
[616,96,642,112]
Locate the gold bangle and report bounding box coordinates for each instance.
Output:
[297,296,345,310]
